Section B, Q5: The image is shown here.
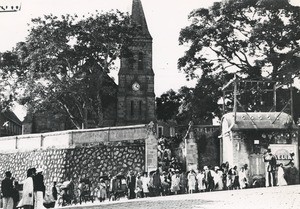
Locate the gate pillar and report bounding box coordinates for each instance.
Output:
[145,121,158,172]
[185,122,198,171]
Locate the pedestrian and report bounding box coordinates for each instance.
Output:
[214,167,223,190]
[52,182,58,203]
[141,172,150,198]
[196,169,206,192]
[277,163,287,186]
[135,175,143,198]
[126,170,136,199]
[98,179,107,202]
[43,182,56,208]
[187,169,196,194]
[170,170,180,195]
[243,164,250,186]
[33,168,45,209]
[239,166,248,189]
[231,166,239,189]
[17,168,34,209]
[227,166,236,190]
[161,171,171,196]
[286,162,298,185]
[152,169,162,196]
[204,166,214,192]
[179,170,187,194]
[1,171,14,209]
[12,181,20,209]
[264,148,277,187]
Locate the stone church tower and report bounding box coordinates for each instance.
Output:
[117,0,156,126]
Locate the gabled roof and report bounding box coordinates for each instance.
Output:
[1,109,22,125]
[131,0,152,39]
[222,112,298,130]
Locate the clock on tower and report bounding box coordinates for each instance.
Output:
[132,82,140,91]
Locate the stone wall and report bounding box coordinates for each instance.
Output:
[0,124,156,194]
[65,143,145,184]
[0,142,145,188]
[0,149,67,187]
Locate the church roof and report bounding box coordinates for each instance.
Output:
[131,0,152,39]
[222,112,298,130]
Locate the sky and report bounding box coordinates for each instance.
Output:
[0,0,217,94]
[0,0,220,119]
[1,0,300,120]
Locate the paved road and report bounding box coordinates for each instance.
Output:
[58,185,300,209]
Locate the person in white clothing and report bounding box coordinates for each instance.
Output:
[141,172,150,197]
[17,169,34,209]
[277,163,287,186]
[196,170,206,192]
[170,170,180,195]
[187,170,196,194]
[239,166,248,189]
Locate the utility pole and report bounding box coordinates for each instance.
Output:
[233,74,237,122]
[290,84,294,119]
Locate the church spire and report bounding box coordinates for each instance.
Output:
[131,0,152,38]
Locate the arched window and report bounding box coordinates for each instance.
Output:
[131,100,134,117]
[139,101,142,116]
[138,52,144,71]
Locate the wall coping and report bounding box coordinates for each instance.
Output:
[0,124,148,141]
[0,124,153,154]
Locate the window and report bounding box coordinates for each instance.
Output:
[170,127,175,137]
[139,101,142,116]
[131,100,134,117]
[158,126,163,138]
[138,52,144,71]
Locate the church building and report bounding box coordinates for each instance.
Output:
[22,0,156,133]
[117,0,155,126]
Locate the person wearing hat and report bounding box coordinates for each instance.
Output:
[1,171,14,209]
[33,168,45,209]
[264,148,277,187]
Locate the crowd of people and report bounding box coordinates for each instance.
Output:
[0,168,55,209]
[123,162,251,200]
[1,148,299,208]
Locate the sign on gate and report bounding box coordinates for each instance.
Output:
[269,144,298,168]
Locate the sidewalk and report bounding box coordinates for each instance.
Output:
[54,185,300,209]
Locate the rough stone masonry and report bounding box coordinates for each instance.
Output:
[0,124,157,195]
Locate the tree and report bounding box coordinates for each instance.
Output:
[177,73,226,125]
[0,11,134,128]
[156,73,226,125]
[0,51,20,110]
[156,89,182,121]
[178,0,300,82]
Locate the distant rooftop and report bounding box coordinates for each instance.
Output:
[1,109,22,125]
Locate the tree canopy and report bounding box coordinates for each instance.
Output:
[156,89,182,122]
[172,0,300,124]
[156,73,226,125]
[0,10,134,128]
[179,0,300,82]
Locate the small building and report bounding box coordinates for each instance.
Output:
[0,109,22,137]
[221,112,299,185]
